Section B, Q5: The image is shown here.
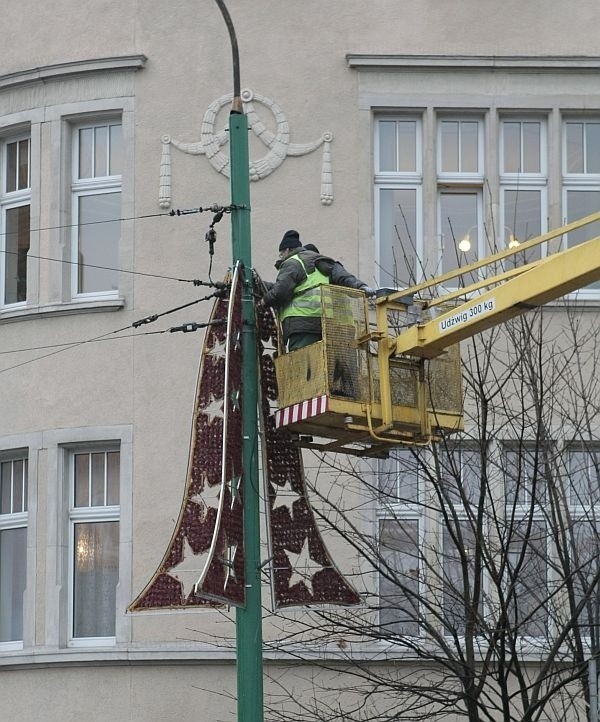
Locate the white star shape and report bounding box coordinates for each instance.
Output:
[201,394,224,424]
[287,536,320,594]
[169,537,210,599]
[273,476,304,511]
[206,337,227,360]
[265,397,279,418]
[190,478,223,514]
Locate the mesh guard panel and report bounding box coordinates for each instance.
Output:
[321,286,370,402]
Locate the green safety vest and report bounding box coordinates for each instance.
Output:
[279,255,329,322]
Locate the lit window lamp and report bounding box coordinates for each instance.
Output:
[506,227,520,249]
[458,226,478,253]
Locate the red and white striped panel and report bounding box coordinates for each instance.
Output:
[274,395,329,429]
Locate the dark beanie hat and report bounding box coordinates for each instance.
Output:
[279,229,301,251]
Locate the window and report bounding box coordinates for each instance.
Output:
[502,445,549,637]
[439,120,481,176]
[69,448,120,642]
[375,106,600,300]
[379,446,420,503]
[570,520,600,621]
[438,445,485,635]
[379,518,420,636]
[375,118,421,287]
[378,448,422,636]
[437,118,484,279]
[504,445,547,506]
[506,519,548,637]
[567,445,600,634]
[500,119,547,263]
[1,133,31,306]
[502,121,542,175]
[438,443,481,506]
[376,440,600,644]
[71,120,122,297]
[568,445,600,506]
[0,455,28,646]
[439,190,481,275]
[563,120,600,289]
[442,521,482,635]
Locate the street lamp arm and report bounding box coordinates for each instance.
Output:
[213,0,242,112]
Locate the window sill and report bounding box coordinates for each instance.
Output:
[0,643,237,670]
[68,636,116,649]
[0,298,125,324]
[0,641,23,653]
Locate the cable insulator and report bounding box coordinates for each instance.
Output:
[132,314,158,328]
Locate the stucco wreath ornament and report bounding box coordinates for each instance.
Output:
[159,88,334,207]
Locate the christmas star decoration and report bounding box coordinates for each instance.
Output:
[201,394,224,424]
[286,537,320,594]
[190,478,223,514]
[206,337,227,360]
[169,537,209,599]
[273,476,304,512]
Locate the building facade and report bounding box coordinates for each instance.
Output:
[2,1,600,720]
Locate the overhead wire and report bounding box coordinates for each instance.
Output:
[0,204,234,239]
[0,204,237,285]
[0,204,237,375]
[0,287,228,375]
[2,248,213,285]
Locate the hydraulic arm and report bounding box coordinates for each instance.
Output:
[273,210,600,456]
[388,210,600,359]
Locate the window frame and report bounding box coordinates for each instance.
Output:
[377,447,425,638]
[561,117,600,298]
[378,516,422,638]
[374,116,424,287]
[435,115,484,281]
[0,449,29,651]
[501,443,551,638]
[437,187,484,280]
[499,118,547,179]
[35,426,132,652]
[499,116,548,254]
[374,183,423,288]
[436,116,485,184]
[0,130,31,308]
[67,445,120,647]
[437,442,488,637]
[70,118,122,301]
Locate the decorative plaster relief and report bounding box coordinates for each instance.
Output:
[159,88,334,207]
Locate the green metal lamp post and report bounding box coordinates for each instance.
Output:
[213,2,265,721]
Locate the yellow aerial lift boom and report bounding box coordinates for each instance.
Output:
[272,211,600,457]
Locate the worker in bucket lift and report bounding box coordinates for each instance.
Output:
[259,229,375,352]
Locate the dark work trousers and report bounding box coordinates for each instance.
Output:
[287,332,322,352]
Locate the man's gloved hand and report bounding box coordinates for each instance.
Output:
[361,285,376,298]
